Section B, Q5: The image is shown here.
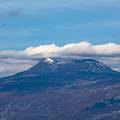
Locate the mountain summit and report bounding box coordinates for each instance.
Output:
[43,58,55,64]
[16,58,117,78]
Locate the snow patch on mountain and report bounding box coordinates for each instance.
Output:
[44,58,55,64]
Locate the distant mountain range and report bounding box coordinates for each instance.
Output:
[0,58,120,120]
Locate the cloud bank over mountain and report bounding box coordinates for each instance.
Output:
[0,41,120,77]
[25,41,120,57]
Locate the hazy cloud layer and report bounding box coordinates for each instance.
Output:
[0,41,120,77]
[0,58,37,77]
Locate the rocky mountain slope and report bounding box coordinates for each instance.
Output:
[0,58,120,120]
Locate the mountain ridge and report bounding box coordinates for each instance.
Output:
[15,58,118,76]
[0,58,119,92]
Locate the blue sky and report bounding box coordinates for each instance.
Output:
[0,0,120,50]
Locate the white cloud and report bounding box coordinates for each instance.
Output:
[0,41,120,59]
[0,41,120,77]
[25,44,60,57]
[0,41,119,59]
[24,41,120,57]
[93,43,120,55]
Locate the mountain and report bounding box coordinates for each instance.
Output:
[17,58,116,76]
[0,58,120,120]
[16,58,119,80]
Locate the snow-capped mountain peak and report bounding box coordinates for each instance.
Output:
[43,58,55,64]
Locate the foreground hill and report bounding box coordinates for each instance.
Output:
[0,58,120,120]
